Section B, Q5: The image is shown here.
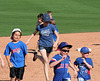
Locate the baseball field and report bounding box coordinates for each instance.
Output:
[0,0,100,81]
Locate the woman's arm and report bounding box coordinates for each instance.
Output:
[25,30,38,45]
[74,65,79,72]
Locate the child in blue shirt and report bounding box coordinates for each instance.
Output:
[49,42,77,81]
[47,11,59,42]
[4,28,27,81]
[74,47,93,81]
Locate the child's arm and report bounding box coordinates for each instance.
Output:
[49,55,66,68]
[74,65,79,72]
[25,54,27,67]
[69,62,78,78]
[53,30,59,48]
[0,53,5,67]
[5,56,13,68]
[25,30,38,45]
[83,59,93,70]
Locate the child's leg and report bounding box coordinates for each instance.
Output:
[10,78,15,81]
[15,78,21,81]
[16,67,25,81]
[10,67,16,81]
[40,49,49,81]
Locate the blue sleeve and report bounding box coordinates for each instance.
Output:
[49,54,58,64]
[4,44,10,56]
[89,58,93,68]
[51,24,56,32]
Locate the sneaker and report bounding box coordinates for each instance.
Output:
[33,51,37,61]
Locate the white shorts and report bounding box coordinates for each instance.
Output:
[78,78,89,81]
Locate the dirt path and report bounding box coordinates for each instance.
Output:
[0,32,100,81]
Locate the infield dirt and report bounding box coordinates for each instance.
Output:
[0,32,100,81]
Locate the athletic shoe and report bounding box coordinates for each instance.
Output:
[33,51,37,61]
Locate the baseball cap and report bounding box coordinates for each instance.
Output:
[10,28,21,40]
[43,13,50,22]
[80,47,90,53]
[58,42,72,49]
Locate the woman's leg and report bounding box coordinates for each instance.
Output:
[40,49,50,81]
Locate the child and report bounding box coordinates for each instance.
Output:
[0,53,5,67]
[4,28,27,81]
[25,13,59,81]
[49,42,77,81]
[36,13,43,27]
[47,11,59,42]
[74,47,93,81]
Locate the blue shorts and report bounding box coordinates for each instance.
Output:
[39,45,53,53]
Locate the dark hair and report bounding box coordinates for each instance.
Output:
[11,31,22,40]
[37,13,43,19]
[47,11,52,14]
[50,19,56,25]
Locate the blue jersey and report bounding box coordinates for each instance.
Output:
[74,57,93,80]
[49,54,71,81]
[36,24,56,47]
[4,41,27,68]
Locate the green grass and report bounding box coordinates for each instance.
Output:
[0,0,100,36]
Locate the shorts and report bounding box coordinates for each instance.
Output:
[10,66,25,80]
[39,45,53,53]
[78,78,89,81]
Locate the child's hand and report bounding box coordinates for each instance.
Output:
[25,62,27,67]
[1,61,5,67]
[25,42,28,45]
[61,55,67,61]
[53,43,57,48]
[8,62,14,68]
[82,58,86,63]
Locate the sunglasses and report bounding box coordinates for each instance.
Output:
[61,49,70,52]
[83,52,89,54]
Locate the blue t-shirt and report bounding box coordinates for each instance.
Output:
[36,24,56,47]
[49,54,71,80]
[53,24,59,42]
[4,40,27,68]
[74,57,93,80]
